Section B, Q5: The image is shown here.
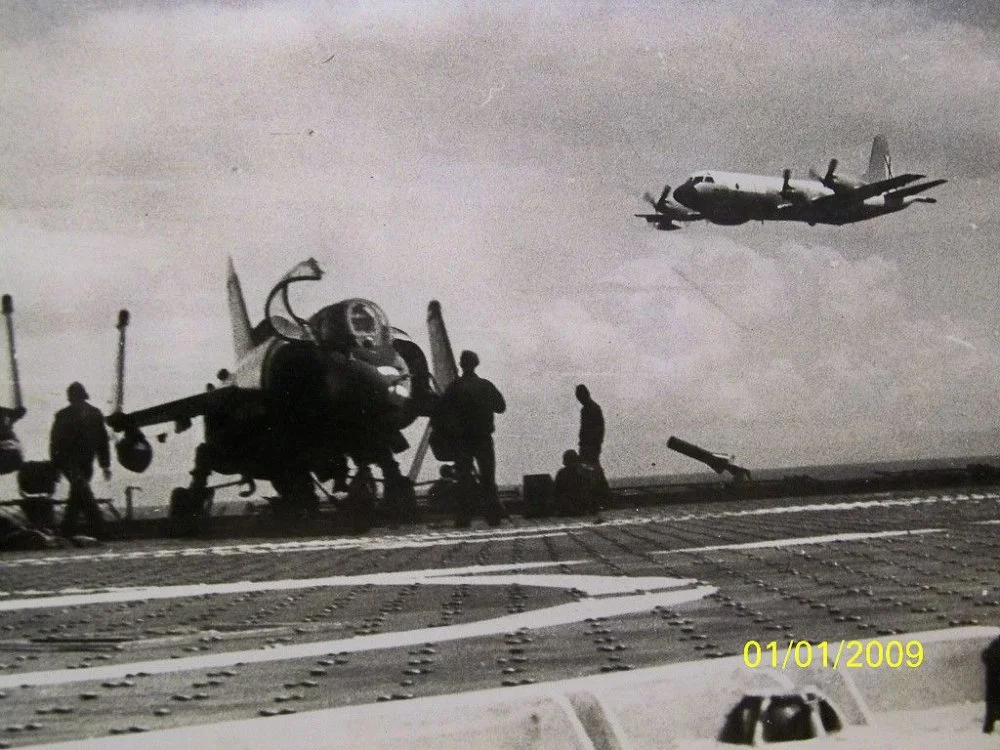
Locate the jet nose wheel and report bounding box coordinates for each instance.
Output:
[339,468,376,533]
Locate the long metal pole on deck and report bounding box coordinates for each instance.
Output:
[2,295,23,414]
[112,310,129,413]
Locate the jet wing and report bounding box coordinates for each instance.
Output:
[107,387,238,432]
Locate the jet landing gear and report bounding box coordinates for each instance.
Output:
[169,442,261,537]
[339,466,377,534]
[333,464,418,534]
[450,463,504,529]
[168,444,215,537]
[269,472,321,520]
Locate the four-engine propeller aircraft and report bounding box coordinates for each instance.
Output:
[107,258,456,534]
[638,136,946,228]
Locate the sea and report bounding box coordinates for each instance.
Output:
[7,453,996,515]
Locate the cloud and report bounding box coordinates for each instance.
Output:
[2,0,998,492]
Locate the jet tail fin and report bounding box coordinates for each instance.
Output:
[227,258,254,361]
[863,134,892,183]
[426,301,458,394]
[424,300,461,465]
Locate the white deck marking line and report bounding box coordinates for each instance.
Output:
[1,492,993,570]
[0,581,715,689]
[656,527,943,554]
[0,561,594,609]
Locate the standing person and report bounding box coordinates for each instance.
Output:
[576,384,610,501]
[441,350,506,527]
[50,382,111,539]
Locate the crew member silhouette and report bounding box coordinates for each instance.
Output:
[441,350,506,526]
[576,384,609,500]
[50,382,111,538]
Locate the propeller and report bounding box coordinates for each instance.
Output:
[780,168,793,200]
[808,159,848,192]
[822,158,839,188]
[642,185,671,212]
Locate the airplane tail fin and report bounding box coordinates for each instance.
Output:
[426,301,458,394]
[227,258,254,361]
[423,300,460,466]
[863,135,892,182]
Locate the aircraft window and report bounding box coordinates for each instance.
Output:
[692,176,703,185]
[704,176,714,184]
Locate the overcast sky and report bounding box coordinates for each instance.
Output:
[2,0,998,496]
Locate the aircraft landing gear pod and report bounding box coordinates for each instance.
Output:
[108,310,153,473]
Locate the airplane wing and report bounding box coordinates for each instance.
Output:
[809,173,926,208]
[635,213,684,230]
[107,387,238,432]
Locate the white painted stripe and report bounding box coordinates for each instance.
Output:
[658,528,944,554]
[0,561,591,610]
[4,491,992,570]
[0,584,716,689]
[0,565,700,613]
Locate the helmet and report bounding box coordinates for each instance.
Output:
[459,350,479,370]
[67,382,89,402]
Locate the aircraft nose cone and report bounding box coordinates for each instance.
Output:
[672,183,694,208]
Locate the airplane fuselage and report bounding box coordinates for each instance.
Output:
[672,171,924,226]
[205,301,430,480]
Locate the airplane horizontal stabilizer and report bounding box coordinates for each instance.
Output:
[885,178,947,201]
[849,172,926,201]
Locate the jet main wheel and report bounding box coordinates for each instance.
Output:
[168,487,209,537]
[341,474,376,534]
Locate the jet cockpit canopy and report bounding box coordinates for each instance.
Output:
[264,258,324,343]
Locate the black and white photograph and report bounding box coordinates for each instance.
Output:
[1,0,999,746]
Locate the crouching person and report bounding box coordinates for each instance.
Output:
[553,449,599,517]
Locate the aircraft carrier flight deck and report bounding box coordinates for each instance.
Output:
[1,484,999,747]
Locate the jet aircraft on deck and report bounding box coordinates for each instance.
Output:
[637,136,946,229]
[107,258,459,534]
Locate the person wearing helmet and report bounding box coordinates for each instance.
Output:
[50,382,111,538]
[575,384,610,503]
[440,350,506,527]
